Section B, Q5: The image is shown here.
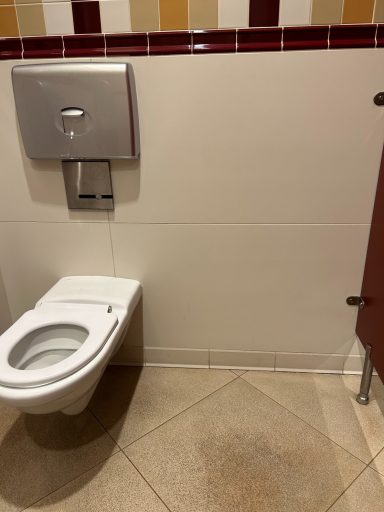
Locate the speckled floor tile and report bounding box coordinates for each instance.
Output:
[370,447,384,476]
[328,467,384,512]
[126,378,364,512]
[231,369,247,376]
[25,452,169,511]
[0,405,118,511]
[89,366,236,448]
[242,372,384,463]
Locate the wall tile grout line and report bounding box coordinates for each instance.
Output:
[238,375,382,466]
[123,452,173,512]
[0,220,372,226]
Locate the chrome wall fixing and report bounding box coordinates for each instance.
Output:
[356,344,374,405]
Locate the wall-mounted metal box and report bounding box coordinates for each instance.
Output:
[12,62,140,160]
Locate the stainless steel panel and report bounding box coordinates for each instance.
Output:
[62,161,114,210]
[12,62,140,160]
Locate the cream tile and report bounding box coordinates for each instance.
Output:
[145,347,209,368]
[279,0,312,25]
[210,349,275,371]
[218,0,249,28]
[26,452,168,511]
[232,369,247,376]
[275,352,345,373]
[243,372,384,463]
[328,467,384,512]
[16,4,46,36]
[107,51,384,225]
[371,447,384,476]
[126,378,364,512]
[0,59,106,223]
[89,366,236,447]
[100,0,131,33]
[0,404,118,511]
[43,2,74,35]
[0,222,114,321]
[111,223,367,354]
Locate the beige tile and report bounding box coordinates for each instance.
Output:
[311,0,343,24]
[342,0,375,24]
[0,59,106,223]
[89,366,235,447]
[275,352,345,373]
[17,4,46,36]
[243,372,384,463]
[159,0,188,30]
[374,0,384,22]
[218,0,249,28]
[43,2,74,35]
[108,51,384,225]
[130,0,159,31]
[0,6,19,36]
[26,452,168,511]
[189,0,218,29]
[0,404,118,511]
[370,447,384,476]
[100,0,131,33]
[343,355,378,375]
[126,378,364,512]
[0,269,12,335]
[279,0,311,26]
[232,369,247,376]
[0,222,114,321]
[145,347,209,368]
[111,223,367,355]
[15,0,41,4]
[329,467,384,512]
[210,349,275,371]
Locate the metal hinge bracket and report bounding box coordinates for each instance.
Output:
[346,296,365,309]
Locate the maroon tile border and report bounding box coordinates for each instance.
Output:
[22,36,63,59]
[71,1,102,35]
[237,27,282,52]
[0,25,381,61]
[106,33,148,56]
[193,29,236,54]
[283,26,329,51]
[148,31,191,55]
[63,34,105,57]
[249,0,280,28]
[376,24,384,47]
[0,38,23,60]
[329,24,376,49]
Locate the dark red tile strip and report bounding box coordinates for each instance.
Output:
[329,24,376,49]
[193,29,236,54]
[249,0,280,27]
[71,1,102,34]
[283,26,329,51]
[22,36,63,59]
[376,24,384,47]
[148,31,191,55]
[106,33,148,56]
[0,38,22,60]
[237,28,282,52]
[63,34,105,57]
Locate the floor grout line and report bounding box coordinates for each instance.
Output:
[120,374,241,451]
[237,375,374,466]
[122,451,173,512]
[324,465,369,512]
[20,450,122,511]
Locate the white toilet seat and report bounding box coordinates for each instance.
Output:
[0,303,118,389]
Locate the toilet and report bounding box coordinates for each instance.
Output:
[0,276,141,415]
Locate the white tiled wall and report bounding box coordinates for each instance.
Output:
[1,49,384,372]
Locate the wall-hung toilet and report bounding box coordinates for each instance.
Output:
[0,276,141,415]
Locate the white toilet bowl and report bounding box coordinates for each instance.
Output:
[0,276,141,415]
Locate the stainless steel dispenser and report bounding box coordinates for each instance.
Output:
[12,62,140,210]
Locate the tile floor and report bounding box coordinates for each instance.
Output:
[1,367,384,511]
